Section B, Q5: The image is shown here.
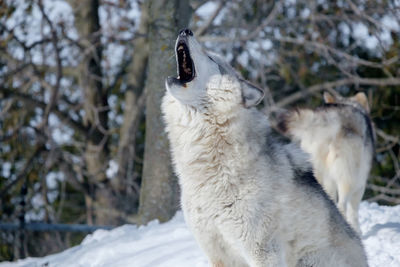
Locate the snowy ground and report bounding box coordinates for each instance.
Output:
[1,202,399,267]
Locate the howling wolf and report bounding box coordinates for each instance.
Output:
[162,28,367,267]
[278,91,374,232]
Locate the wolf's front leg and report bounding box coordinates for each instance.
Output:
[191,227,248,267]
[218,213,288,266]
[244,239,288,267]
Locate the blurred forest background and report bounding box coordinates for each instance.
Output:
[0,0,399,261]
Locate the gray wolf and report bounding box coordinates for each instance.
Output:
[162,28,368,267]
[277,91,374,233]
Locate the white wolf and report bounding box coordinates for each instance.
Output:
[162,29,367,267]
[277,92,375,232]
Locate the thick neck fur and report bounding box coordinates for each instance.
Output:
[162,92,269,189]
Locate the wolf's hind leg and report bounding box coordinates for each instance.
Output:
[337,179,351,219]
[347,186,364,233]
[322,176,338,202]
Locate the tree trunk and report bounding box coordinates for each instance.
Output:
[114,3,150,215]
[138,0,192,224]
[69,0,113,225]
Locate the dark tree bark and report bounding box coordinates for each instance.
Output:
[114,3,150,215]
[69,0,112,225]
[138,0,192,224]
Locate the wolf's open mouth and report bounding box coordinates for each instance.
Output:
[176,40,195,83]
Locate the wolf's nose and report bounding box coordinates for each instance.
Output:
[179,28,193,37]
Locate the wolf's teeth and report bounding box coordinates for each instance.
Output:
[178,45,184,51]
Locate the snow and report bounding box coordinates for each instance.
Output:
[381,15,400,32]
[1,162,11,178]
[196,1,224,26]
[350,17,400,53]
[1,202,399,267]
[360,202,400,266]
[106,160,119,179]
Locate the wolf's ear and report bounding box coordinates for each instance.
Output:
[240,79,264,108]
[353,92,370,113]
[323,92,336,104]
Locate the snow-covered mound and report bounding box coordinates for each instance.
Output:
[1,202,399,267]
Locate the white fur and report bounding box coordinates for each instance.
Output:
[162,33,367,267]
[281,95,374,233]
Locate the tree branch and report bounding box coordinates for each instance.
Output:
[367,184,400,196]
[38,0,63,128]
[0,144,45,199]
[199,1,278,43]
[0,87,88,136]
[274,77,400,108]
[195,0,226,36]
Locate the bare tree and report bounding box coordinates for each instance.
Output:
[69,0,115,225]
[113,2,149,221]
[138,0,192,224]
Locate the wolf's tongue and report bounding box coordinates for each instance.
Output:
[182,52,191,75]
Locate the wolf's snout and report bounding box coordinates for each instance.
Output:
[179,28,193,37]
